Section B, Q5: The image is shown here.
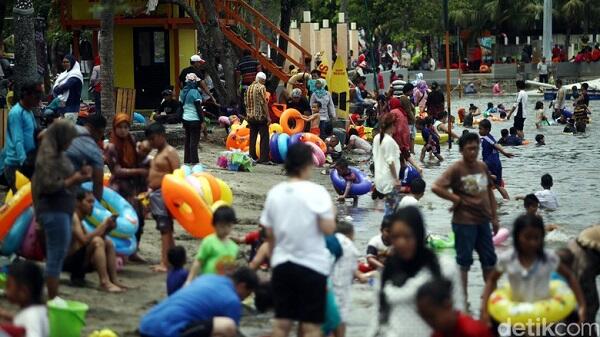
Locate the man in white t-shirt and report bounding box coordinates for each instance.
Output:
[537,57,549,83]
[261,143,335,337]
[534,173,559,210]
[508,80,528,139]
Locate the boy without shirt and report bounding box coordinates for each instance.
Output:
[146,123,181,272]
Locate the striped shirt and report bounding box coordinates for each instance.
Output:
[245,82,267,121]
[236,56,259,85]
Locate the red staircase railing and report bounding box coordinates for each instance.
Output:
[215,0,311,82]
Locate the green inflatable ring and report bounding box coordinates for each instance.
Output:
[427,232,455,249]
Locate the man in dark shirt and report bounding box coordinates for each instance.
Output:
[236,50,262,87]
[179,55,215,102]
[505,127,523,146]
[154,89,182,124]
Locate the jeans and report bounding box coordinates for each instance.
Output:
[39,211,72,278]
[183,120,202,164]
[248,119,269,162]
[93,91,101,115]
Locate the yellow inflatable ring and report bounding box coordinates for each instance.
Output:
[415,132,449,145]
[215,178,233,205]
[269,123,283,134]
[488,281,576,324]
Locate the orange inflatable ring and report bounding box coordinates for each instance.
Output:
[0,183,33,241]
[226,127,250,151]
[300,132,327,153]
[161,174,214,238]
[480,65,491,73]
[280,108,305,135]
[272,103,287,118]
[193,172,222,204]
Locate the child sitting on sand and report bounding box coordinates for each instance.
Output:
[186,206,239,284]
[0,261,49,337]
[534,101,549,129]
[417,278,492,337]
[420,117,443,162]
[166,246,188,296]
[366,217,392,270]
[334,158,359,203]
[481,214,586,324]
[146,123,181,272]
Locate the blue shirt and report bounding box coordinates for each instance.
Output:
[179,85,203,122]
[0,103,36,171]
[139,275,242,337]
[65,126,104,170]
[480,134,500,164]
[167,268,189,296]
[505,135,523,146]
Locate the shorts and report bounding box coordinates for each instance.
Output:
[485,160,503,186]
[452,223,497,271]
[513,116,525,131]
[409,124,416,140]
[180,320,213,337]
[272,262,327,323]
[63,245,93,280]
[149,189,174,233]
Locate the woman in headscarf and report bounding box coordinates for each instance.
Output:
[106,113,149,261]
[412,80,428,114]
[32,120,91,299]
[309,78,336,139]
[369,207,463,337]
[52,54,84,121]
[179,73,204,165]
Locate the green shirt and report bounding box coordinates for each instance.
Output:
[195,234,239,275]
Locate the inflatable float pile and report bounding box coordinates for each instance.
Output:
[0,172,35,257]
[216,151,253,172]
[225,108,328,167]
[330,167,372,196]
[81,182,139,256]
[161,168,233,238]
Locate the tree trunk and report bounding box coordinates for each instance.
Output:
[265,0,292,92]
[13,0,39,97]
[99,0,115,123]
[339,0,349,14]
[159,0,227,105]
[201,0,237,105]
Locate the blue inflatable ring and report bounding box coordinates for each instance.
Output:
[0,207,33,256]
[330,167,372,196]
[277,133,290,161]
[81,182,139,237]
[82,221,138,256]
[269,133,283,163]
[289,133,303,145]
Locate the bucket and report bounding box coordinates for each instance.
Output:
[48,300,89,337]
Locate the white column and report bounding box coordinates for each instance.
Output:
[336,13,348,67]
[542,0,553,59]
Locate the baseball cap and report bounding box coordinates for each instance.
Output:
[190,55,205,63]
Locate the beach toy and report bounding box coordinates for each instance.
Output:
[488,280,576,324]
[161,174,214,238]
[298,132,327,153]
[81,183,139,238]
[272,103,286,118]
[269,123,283,134]
[277,133,291,161]
[133,112,146,125]
[3,171,29,202]
[226,127,250,151]
[306,142,326,167]
[493,227,510,246]
[230,119,248,132]
[48,299,89,337]
[0,183,33,241]
[194,172,222,205]
[215,178,233,205]
[280,108,305,135]
[0,207,34,256]
[330,167,372,196]
[427,232,455,249]
[88,329,119,337]
[19,218,45,261]
[269,133,283,163]
[358,263,375,273]
[415,132,449,145]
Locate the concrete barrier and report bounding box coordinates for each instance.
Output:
[492,64,517,80]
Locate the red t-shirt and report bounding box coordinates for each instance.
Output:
[431,312,493,337]
[244,230,260,244]
[377,73,385,90]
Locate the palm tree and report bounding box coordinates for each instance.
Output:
[13,0,39,95]
[99,0,116,122]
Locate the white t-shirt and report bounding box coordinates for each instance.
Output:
[398,195,419,208]
[372,133,401,194]
[534,189,559,210]
[260,180,334,275]
[332,233,359,322]
[537,61,548,75]
[13,305,49,337]
[514,90,528,118]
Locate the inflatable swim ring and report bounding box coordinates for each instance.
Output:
[488,280,576,324]
[0,183,32,241]
[226,127,250,151]
[81,183,139,238]
[269,123,283,134]
[3,171,29,202]
[133,112,146,125]
[0,207,33,256]
[269,133,283,163]
[330,167,372,196]
[280,108,305,135]
[272,103,286,118]
[215,178,233,205]
[161,174,214,238]
[306,142,326,167]
[427,232,455,249]
[19,218,45,261]
[277,133,290,161]
[415,132,449,145]
[493,227,510,246]
[299,133,327,152]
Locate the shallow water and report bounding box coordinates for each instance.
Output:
[338,94,600,335]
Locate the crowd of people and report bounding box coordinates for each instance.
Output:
[0,45,598,337]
